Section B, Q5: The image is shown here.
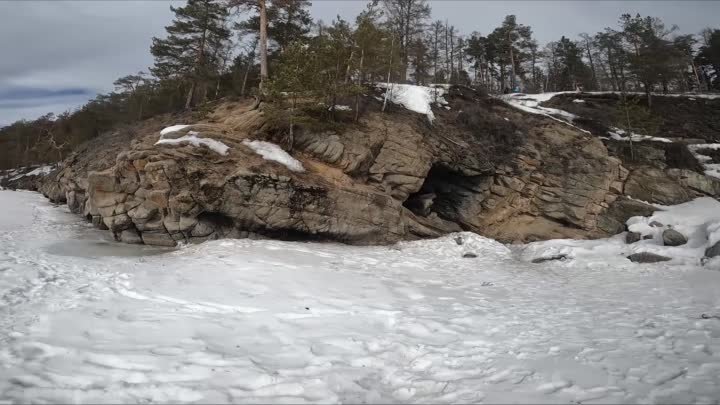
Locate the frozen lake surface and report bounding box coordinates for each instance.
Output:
[0,190,719,403]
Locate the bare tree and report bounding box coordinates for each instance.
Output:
[44,129,67,162]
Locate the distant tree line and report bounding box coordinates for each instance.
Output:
[2,0,719,169]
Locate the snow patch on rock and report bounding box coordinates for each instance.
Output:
[7,165,55,181]
[160,124,191,137]
[376,83,447,122]
[155,132,230,155]
[242,140,304,172]
[608,127,673,143]
[689,143,720,179]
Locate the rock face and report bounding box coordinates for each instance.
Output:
[706,241,720,258]
[24,87,720,247]
[662,229,688,247]
[626,232,641,244]
[628,252,672,263]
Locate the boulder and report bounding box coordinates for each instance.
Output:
[597,197,657,235]
[462,252,477,258]
[531,254,568,264]
[119,229,143,244]
[141,232,177,247]
[626,232,641,244]
[662,229,687,247]
[624,167,692,205]
[627,252,672,263]
[705,241,720,258]
[650,221,664,228]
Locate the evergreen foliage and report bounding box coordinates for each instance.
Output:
[1,0,718,170]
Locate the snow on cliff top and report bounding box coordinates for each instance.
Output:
[243,140,304,172]
[160,124,191,137]
[155,131,230,155]
[377,83,447,122]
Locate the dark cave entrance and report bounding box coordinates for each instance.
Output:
[196,211,330,242]
[403,164,487,222]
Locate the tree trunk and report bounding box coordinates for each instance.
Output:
[383,36,395,113]
[258,0,269,92]
[241,38,258,96]
[432,28,439,82]
[137,96,144,121]
[345,45,356,84]
[618,63,627,93]
[444,21,450,81]
[185,82,196,110]
[531,50,537,92]
[584,39,598,90]
[191,0,211,108]
[449,27,455,83]
[690,56,704,92]
[355,48,364,122]
[508,31,516,90]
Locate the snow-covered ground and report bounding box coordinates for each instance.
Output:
[499,92,579,122]
[377,84,448,122]
[689,144,720,179]
[1,190,720,404]
[607,127,673,144]
[1,165,55,183]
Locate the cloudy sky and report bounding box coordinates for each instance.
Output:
[1,0,718,126]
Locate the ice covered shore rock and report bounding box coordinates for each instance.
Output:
[628,252,672,263]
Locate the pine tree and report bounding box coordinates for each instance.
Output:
[409,37,430,84]
[234,0,312,54]
[113,72,151,120]
[229,0,272,92]
[150,0,230,109]
[382,0,431,81]
[596,29,629,92]
[696,29,720,90]
[554,36,593,91]
[621,14,679,108]
[429,21,445,82]
[579,33,599,90]
[496,15,532,90]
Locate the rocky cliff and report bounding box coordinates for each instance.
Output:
[5,87,719,247]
